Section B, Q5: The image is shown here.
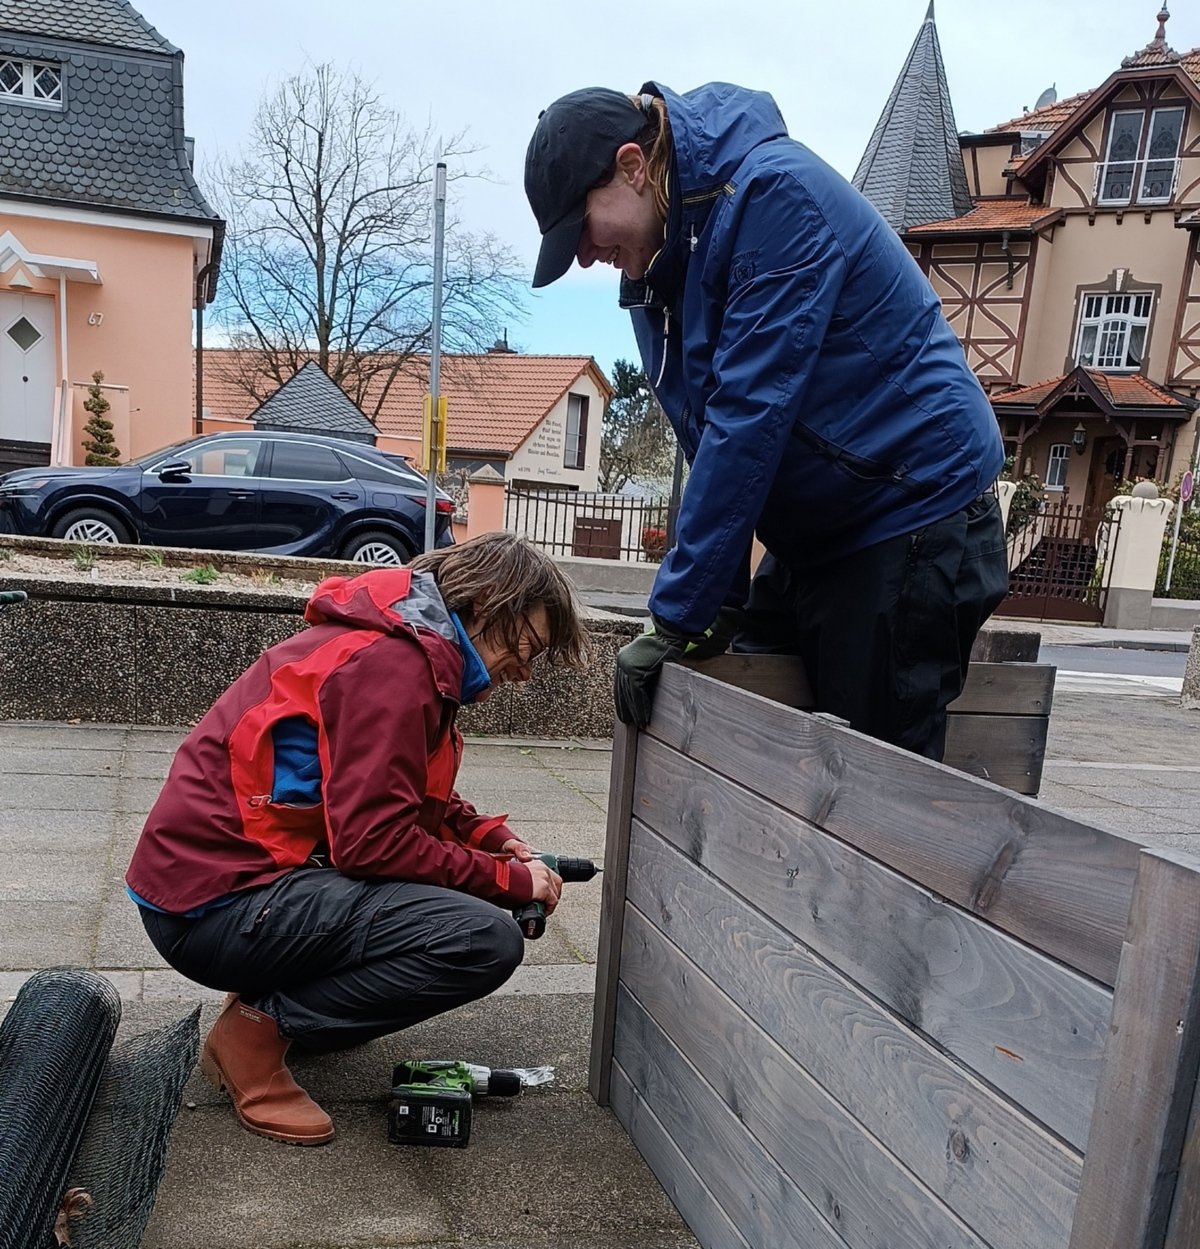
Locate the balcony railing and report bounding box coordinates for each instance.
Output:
[1094,157,1180,206]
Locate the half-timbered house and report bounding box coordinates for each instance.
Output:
[857,4,1200,514]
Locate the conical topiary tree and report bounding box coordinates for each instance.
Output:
[82,370,121,466]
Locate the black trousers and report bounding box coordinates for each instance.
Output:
[736,493,1009,761]
[140,869,524,1052]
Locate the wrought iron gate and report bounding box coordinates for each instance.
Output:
[994,496,1122,623]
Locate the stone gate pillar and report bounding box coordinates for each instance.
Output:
[1102,494,1174,629]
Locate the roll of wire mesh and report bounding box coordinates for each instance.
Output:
[0,969,121,1249]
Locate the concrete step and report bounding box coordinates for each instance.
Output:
[129,992,698,1249]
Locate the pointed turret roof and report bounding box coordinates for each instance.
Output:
[853,2,972,231]
[250,362,378,445]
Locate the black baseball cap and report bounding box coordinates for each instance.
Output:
[525,88,647,288]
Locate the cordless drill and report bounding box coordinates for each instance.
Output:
[388,1060,526,1148]
[512,853,600,939]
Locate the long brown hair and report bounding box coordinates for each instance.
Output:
[411,532,589,669]
[629,94,672,222]
[591,93,672,224]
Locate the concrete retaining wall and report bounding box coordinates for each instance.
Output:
[0,537,1035,734]
[0,559,638,736]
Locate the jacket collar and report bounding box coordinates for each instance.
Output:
[450,612,492,705]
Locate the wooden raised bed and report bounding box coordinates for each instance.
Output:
[591,657,1200,1249]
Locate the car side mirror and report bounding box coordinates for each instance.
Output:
[155,460,192,481]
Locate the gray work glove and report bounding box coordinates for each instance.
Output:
[613,608,742,728]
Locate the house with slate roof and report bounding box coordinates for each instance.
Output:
[201,348,612,491]
[857,3,1200,511]
[0,0,222,473]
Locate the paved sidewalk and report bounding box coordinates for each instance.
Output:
[2,671,1198,1246]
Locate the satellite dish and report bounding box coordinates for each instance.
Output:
[1033,84,1058,111]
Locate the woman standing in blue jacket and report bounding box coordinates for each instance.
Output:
[525,83,1009,760]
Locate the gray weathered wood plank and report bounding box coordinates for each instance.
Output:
[623,827,1083,1249]
[616,984,978,1249]
[589,718,639,1105]
[618,908,995,1249]
[1069,848,1200,1249]
[1165,1072,1200,1249]
[682,654,1054,716]
[629,750,1109,1148]
[649,663,1140,986]
[942,712,1047,793]
[609,1063,754,1249]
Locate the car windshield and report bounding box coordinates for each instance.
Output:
[126,439,198,468]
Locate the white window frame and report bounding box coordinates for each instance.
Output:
[0,58,63,109]
[1045,444,1070,490]
[1097,106,1185,206]
[563,393,589,471]
[1074,291,1152,372]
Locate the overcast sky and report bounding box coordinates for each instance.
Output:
[137,0,1188,377]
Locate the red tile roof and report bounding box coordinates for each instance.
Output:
[988,48,1200,136]
[199,350,612,456]
[987,89,1093,136]
[906,201,1061,234]
[991,370,1191,410]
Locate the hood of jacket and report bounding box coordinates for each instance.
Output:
[303,567,464,702]
[650,80,788,197]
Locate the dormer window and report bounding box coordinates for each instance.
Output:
[0,58,62,107]
[1019,131,1051,157]
[1075,292,1151,371]
[1097,107,1184,205]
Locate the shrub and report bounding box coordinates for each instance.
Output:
[641,525,667,562]
[81,371,121,467]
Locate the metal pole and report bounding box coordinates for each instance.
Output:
[1164,418,1199,593]
[425,161,447,553]
[665,443,685,549]
[194,263,217,438]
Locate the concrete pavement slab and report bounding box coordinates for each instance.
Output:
[140,1104,453,1249]
[0,745,125,776]
[0,722,129,749]
[0,849,106,902]
[0,772,120,810]
[0,900,98,968]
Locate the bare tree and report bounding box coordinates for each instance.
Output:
[600,359,675,493]
[211,63,522,415]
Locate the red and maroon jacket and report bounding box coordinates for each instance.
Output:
[126,567,534,913]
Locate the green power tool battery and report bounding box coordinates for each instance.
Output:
[387,1085,472,1148]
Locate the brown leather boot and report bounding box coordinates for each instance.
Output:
[200,995,334,1145]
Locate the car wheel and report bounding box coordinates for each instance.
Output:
[51,508,131,545]
[342,529,413,567]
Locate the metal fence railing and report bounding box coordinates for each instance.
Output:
[1157,505,1200,600]
[505,489,675,562]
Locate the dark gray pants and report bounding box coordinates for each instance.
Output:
[737,493,1009,761]
[140,869,524,1052]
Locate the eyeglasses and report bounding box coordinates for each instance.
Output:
[519,615,549,665]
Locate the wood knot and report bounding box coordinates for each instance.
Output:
[948,1130,970,1163]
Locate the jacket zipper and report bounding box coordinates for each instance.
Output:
[654,309,670,388]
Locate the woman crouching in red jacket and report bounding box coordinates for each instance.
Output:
[126,532,588,1145]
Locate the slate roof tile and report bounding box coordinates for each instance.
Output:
[853,5,972,231]
[249,362,379,443]
[0,4,220,225]
[0,0,175,54]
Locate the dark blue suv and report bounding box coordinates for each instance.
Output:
[0,431,454,565]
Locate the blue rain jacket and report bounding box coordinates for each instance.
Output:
[628,82,1005,635]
